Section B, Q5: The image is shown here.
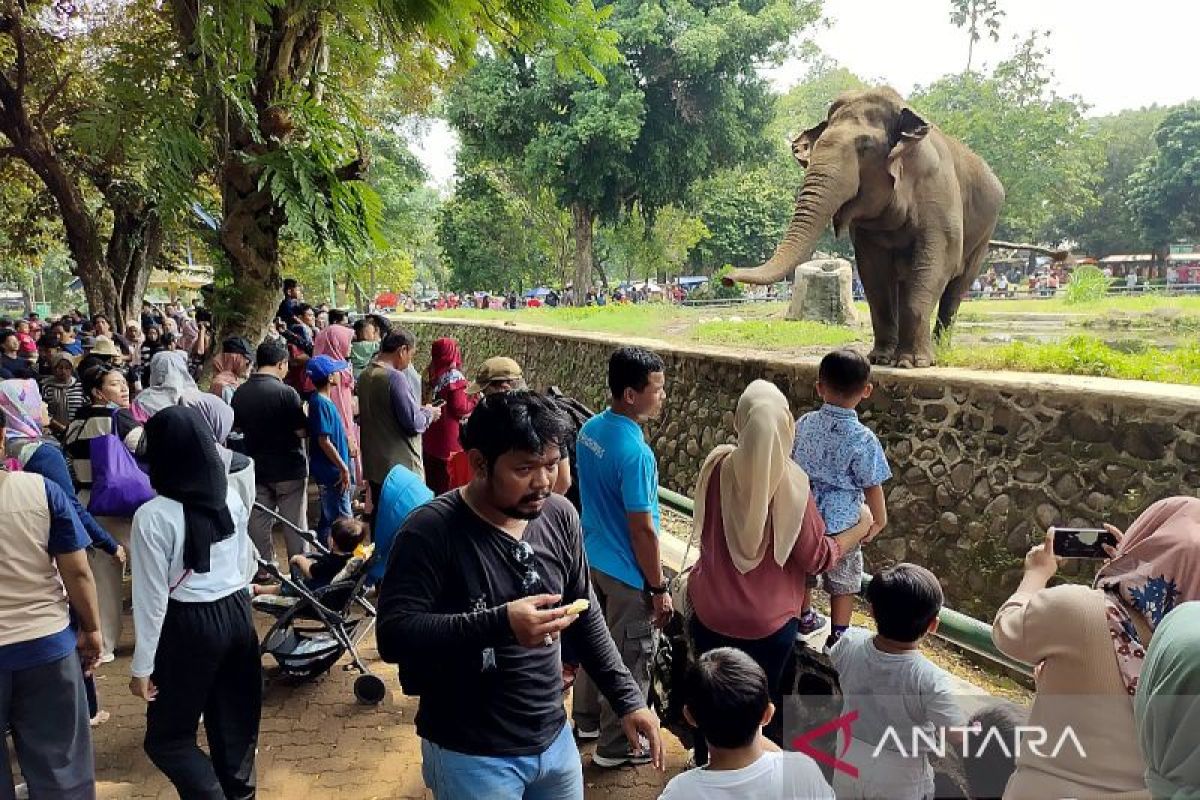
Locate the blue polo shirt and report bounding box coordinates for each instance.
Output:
[576,409,660,590]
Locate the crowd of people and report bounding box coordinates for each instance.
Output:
[2,278,1200,800]
[384,282,694,314]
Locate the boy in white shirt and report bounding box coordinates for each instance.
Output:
[829,563,965,800]
[660,648,833,800]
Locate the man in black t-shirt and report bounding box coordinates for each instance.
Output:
[378,392,662,799]
[230,339,309,568]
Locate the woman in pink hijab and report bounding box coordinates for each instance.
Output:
[312,313,358,468]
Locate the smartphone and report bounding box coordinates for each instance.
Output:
[431,398,446,407]
[1052,527,1118,559]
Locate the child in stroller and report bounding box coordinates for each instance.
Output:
[252,517,367,597]
[249,505,385,704]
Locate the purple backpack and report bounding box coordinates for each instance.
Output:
[87,410,155,517]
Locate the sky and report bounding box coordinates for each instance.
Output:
[414,0,1200,187]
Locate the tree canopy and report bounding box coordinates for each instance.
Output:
[445,0,822,298]
[913,31,1103,243]
[1127,103,1200,249]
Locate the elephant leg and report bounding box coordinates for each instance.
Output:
[853,235,898,365]
[897,237,955,368]
[935,237,991,343]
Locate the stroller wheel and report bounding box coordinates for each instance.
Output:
[354,673,387,705]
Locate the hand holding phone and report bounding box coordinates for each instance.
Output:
[431,398,446,407]
[1052,527,1119,559]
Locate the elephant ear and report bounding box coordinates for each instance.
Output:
[791,121,827,168]
[886,107,931,182]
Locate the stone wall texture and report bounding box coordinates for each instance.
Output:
[403,317,1200,620]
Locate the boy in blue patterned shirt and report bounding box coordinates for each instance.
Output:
[791,349,891,650]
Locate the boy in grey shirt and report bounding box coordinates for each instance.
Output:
[829,564,964,799]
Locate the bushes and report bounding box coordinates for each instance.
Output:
[1063,265,1111,305]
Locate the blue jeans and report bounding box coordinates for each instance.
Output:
[315,482,353,547]
[420,723,583,800]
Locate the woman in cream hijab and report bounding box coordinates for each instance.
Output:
[685,379,874,763]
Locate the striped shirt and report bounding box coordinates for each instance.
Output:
[40,376,86,431]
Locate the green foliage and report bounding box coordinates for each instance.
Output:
[1058,106,1171,257]
[1063,265,1111,305]
[948,0,1004,72]
[938,335,1200,386]
[688,167,792,270]
[1127,103,1200,249]
[436,170,554,292]
[912,31,1103,242]
[687,265,745,300]
[597,205,709,283]
[445,0,822,290]
[689,317,856,349]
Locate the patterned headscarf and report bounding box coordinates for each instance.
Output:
[1094,496,1200,695]
[427,337,464,398]
[0,379,44,440]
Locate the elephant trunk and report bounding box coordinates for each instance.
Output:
[726,152,860,286]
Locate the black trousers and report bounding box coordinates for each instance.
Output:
[145,591,262,800]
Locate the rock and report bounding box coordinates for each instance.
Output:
[1007,521,1033,554]
[923,404,949,423]
[685,438,701,457]
[873,537,907,563]
[949,462,974,494]
[785,258,857,324]
[1015,464,1047,484]
[1085,491,1112,512]
[1176,437,1200,465]
[938,512,959,534]
[1120,425,1169,461]
[984,494,1010,518]
[891,440,913,461]
[935,485,955,509]
[1065,410,1110,443]
[1035,503,1060,529]
[913,383,947,401]
[1053,472,1081,502]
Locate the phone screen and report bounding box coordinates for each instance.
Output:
[1052,527,1118,559]
[432,399,446,407]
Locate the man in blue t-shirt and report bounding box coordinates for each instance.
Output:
[572,346,670,767]
[306,354,353,546]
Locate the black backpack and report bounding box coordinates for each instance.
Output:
[545,386,594,513]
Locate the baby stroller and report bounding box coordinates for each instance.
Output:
[250,503,387,705]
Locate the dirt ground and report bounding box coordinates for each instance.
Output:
[80,606,687,800]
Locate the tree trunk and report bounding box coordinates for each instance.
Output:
[104,190,163,328]
[219,151,286,341]
[571,201,594,304]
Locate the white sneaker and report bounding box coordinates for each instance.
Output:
[99,653,116,664]
[15,783,29,799]
[592,750,653,769]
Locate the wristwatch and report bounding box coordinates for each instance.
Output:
[646,583,669,596]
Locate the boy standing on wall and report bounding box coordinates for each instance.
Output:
[791,349,891,651]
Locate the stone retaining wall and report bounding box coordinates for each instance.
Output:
[402,317,1200,620]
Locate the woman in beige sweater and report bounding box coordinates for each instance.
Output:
[992,497,1200,800]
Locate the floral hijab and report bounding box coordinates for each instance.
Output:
[1094,496,1200,695]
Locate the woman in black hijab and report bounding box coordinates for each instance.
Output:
[128,405,261,799]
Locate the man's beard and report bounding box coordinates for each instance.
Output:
[498,490,551,521]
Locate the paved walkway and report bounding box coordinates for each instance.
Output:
[88,607,686,799]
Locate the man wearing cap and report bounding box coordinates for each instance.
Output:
[469,356,526,395]
[306,353,354,545]
[358,329,441,524]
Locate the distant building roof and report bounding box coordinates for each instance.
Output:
[1167,253,1200,262]
[1099,254,1156,263]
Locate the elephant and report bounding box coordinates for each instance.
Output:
[726,87,1004,368]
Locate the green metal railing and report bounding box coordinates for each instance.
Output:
[656,486,1034,678]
